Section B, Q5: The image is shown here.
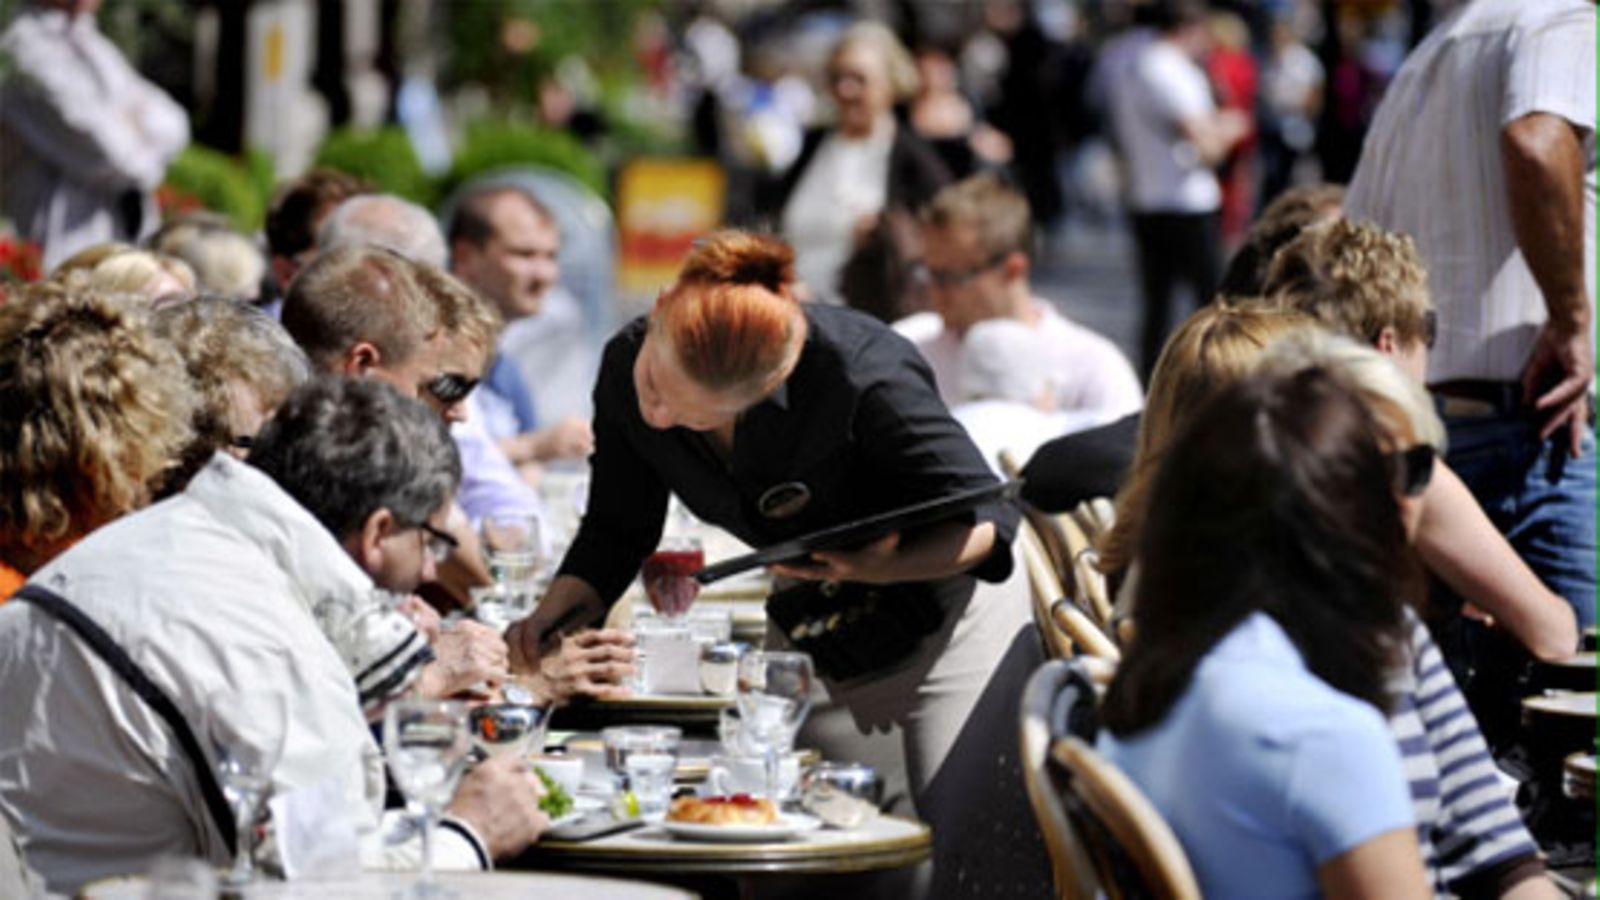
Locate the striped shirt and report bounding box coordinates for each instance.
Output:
[1389,610,1540,897]
[1345,0,1597,384]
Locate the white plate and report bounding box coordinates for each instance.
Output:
[659,813,822,843]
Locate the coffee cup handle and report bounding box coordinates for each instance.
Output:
[708,767,730,796]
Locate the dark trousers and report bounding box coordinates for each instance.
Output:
[1130,211,1220,375]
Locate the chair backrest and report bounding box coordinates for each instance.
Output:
[1020,660,1102,900]
[1050,737,1202,900]
[1019,520,1076,661]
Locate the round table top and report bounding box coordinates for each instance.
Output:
[79,870,695,899]
[1540,652,1597,671]
[1564,752,1597,801]
[520,813,932,876]
[1522,692,1598,720]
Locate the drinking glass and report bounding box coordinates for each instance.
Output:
[624,753,676,821]
[641,535,704,619]
[206,688,288,889]
[466,702,550,760]
[479,513,543,589]
[384,699,471,898]
[601,725,680,794]
[736,651,815,805]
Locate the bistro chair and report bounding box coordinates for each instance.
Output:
[1049,737,1202,900]
[1020,519,1076,661]
[1020,659,1102,900]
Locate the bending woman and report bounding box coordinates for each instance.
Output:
[508,231,1048,895]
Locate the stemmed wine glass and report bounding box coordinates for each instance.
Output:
[206,688,288,888]
[384,699,471,898]
[736,651,814,807]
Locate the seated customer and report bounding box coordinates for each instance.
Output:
[0,280,197,599]
[0,378,547,895]
[148,212,269,302]
[1264,219,1578,663]
[1099,368,1432,899]
[50,243,196,300]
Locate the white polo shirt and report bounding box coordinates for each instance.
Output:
[1345,0,1597,384]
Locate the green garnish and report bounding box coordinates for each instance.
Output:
[534,766,574,819]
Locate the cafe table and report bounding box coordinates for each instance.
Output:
[1532,651,1597,693]
[512,813,931,899]
[78,870,695,899]
[552,692,735,733]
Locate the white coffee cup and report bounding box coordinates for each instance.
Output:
[529,754,584,798]
[708,753,801,798]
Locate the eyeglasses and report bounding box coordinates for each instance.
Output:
[229,435,255,451]
[1390,444,1436,497]
[418,521,459,564]
[910,253,1010,289]
[424,372,480,406]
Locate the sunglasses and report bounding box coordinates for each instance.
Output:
[418,521,459,564]
[1390,444,1436,497]
[1421,309,1438,350]
[910,253,1010,289]
[424,372,480,406]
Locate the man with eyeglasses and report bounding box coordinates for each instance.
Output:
[893,173,1142,423]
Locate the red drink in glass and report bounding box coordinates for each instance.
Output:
[642,543,704,617]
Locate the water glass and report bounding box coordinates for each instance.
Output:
[737,651,815,803]
[384,699,470,898]
[206,688,288,888]
[480,513,543,587]
[625,753,677,821]
[466,703,550,760]
[601,725,680,788]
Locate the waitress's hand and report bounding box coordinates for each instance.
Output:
[770,532,902,584]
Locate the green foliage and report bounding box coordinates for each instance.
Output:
[445,122,608,200]
[162,146,268,231]
[314,127,436,208]
[441,0,659,105]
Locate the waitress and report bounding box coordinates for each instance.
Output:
[508,230,1048,896]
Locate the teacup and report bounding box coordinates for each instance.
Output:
[707,753,802,799]
[529,753,584,799]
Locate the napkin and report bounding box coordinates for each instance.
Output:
[639,630,703,695]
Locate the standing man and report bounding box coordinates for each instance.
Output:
[449,187,597,473]
[1108,0,1250,373]
[895,173,1142,421]
[1345,0,1596,631]
[0,0,189,268]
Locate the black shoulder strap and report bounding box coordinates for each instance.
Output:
[13,583,237,856]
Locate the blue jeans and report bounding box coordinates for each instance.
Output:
[1442,412,1596,628]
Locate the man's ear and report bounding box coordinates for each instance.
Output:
[340,342,382,376]
[449,239,478,276]
[1374,325,1401,356]
[343,507,397,576]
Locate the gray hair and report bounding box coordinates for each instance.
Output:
[247,376,462,539]
[148,213,268,300]
[1257,329,1447,452]
[317,194,449,269]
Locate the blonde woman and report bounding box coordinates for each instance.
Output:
[0,281,196,598]
[51,243,196,300]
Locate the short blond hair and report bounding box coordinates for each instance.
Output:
[52,243,197,299]
[1264,219,1433,347]
[923,172,1032,261]
[148,213,267,300]
[1100,300,1315,575]
[0,282,196,570]
[415,264,502,376]
[832,21,919,101]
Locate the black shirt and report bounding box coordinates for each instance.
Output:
[558,304,1019,606]
[1018,412,1141,513]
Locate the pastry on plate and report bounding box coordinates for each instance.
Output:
[667,794,778,826]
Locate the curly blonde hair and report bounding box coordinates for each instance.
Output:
[0,281,197,572]
[1263,218,1433,347]
[52,243,198,299]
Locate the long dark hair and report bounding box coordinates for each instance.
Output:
[1101,368,1416,737]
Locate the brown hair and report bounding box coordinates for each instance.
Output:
[1263,218,1433,347]
[265,168,372,260]
[280,245,441,372]
[0,281,196,572]
[1100,301,1314,575]
[652,231,801,391]
[1218,183,1345,298]
[922,172,1032,261]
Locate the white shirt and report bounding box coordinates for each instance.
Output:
[0,457,484,894]
[496,285,602,429]
[1345,0,1597,384]
[953,400,1105,478]
[0,8,189,268]
[894,302,1144,421]
[1110,39,1221,213]
[780,126,893,301]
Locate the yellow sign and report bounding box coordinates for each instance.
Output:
[264,23,284,82]
[616,158,727,297]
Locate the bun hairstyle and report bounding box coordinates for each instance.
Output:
[654,231,801,391]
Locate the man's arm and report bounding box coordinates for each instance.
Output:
[1503,112,1593,455]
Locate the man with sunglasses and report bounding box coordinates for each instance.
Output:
[893,173,1142,422]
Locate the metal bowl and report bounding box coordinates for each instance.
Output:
[801,761,883,828]
[466,703,550,758]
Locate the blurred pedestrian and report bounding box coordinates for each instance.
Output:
[0,0,189,269]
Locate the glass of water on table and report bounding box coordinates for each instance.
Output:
[478,513,543,622]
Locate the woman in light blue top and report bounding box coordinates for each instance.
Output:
[1098,367,1432,899]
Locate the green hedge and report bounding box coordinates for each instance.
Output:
[162,146,268,231]
[444,122,608,200]
[314,127,436,208]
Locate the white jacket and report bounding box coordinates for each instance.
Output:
[0,456,487,895]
